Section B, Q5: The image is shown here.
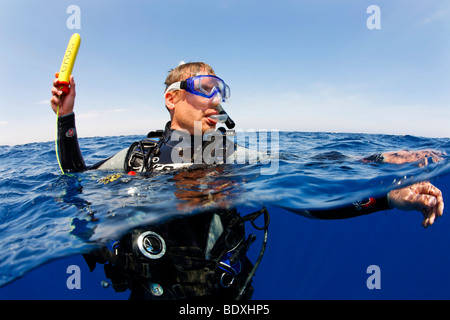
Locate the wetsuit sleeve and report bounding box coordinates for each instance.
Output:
[57,112,86,172]
[362,153,385,163]
[289,194,391,220]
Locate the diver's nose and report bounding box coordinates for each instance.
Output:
[210,92,223,107]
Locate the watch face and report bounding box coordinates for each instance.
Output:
[137,231,166,259]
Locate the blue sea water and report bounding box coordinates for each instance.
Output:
[1,131,450,300]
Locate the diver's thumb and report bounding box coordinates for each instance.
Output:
[413,194,437,211]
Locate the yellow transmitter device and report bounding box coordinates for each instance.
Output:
[58,33,81,95]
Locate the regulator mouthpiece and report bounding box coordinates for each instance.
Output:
[208,114,228,123]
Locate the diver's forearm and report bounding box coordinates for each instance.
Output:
[57,112,86,172]
[306,195,391,219]
[285,194,391,220]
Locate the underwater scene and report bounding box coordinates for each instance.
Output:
[1,131,450,300]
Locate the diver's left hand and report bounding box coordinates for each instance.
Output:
[383,150,444,167]
[388,181,444,228]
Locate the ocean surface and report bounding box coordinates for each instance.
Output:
[1,131,450,300]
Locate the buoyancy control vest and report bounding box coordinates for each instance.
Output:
[85,207,269,300]
[124,121,237,174]
[83,123,269,299]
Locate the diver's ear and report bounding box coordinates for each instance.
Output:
[165,91,176,111]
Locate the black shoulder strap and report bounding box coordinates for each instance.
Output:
[124,122,171,173]
[147,129,164,139]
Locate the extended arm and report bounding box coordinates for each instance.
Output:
[289,181,444,228]
[363,150,444,167]
[56,112,86,172]
[303,194,390,220]
[51,73,86,172]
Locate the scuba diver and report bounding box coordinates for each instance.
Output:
[50,62,444,299]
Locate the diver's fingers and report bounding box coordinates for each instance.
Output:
[389,183,443,228]
[50,96,61,113]
[50,93,60,106]
[422,207,437,228]
[418,158,428,167]
[430,150,444,162]
[422,212,430,228]
[417,182,442,197]
[418,182,444,218]
[437,199,444,217]
[429,206,437,226]
[52,72,64,97]
[68,75,76,97]
[53,72,61,87]
[419,191,444,228]
[413,193,437,212]
[51,86,63,97]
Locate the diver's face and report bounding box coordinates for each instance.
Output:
[166,71,221,135]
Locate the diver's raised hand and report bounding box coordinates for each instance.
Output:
[388,181,444,228]
[50,72,76,116]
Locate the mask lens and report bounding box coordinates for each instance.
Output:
[222,84,230,100]
[189,76,230,101]
[202,78,217,95]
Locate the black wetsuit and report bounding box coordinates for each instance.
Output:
[59,112,392,299]
[57,112,391,220]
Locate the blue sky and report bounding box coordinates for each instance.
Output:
[1,0,449,145]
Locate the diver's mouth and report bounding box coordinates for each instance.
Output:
[204,110,220,125]
[205,116,218,125]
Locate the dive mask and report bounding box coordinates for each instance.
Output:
[165,75,230,102]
